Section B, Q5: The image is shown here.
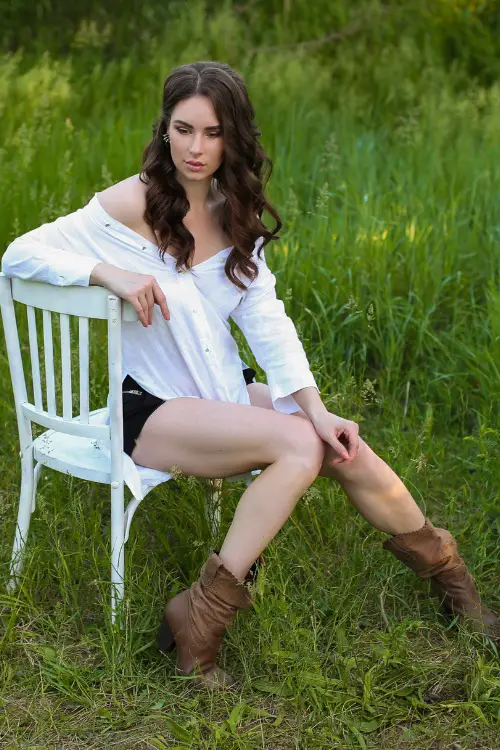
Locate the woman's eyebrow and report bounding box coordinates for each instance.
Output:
[173,119,221,130]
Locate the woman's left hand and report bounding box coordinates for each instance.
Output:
[312,412,360,466]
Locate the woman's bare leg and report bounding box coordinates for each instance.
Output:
[247,383,425,535]
[318,437,425,534]
[131,397,325,580]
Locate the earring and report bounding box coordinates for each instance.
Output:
[162,134,170,144]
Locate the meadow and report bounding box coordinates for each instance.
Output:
[0,1,499,748]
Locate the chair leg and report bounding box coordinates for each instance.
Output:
[110,480,126,630]
[206,478,223,539]
[7,447,35,593]
[31,462,44,514]
[205,474,255,540]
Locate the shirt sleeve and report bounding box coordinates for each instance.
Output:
[230,240,319,413]
[1,213,102,287]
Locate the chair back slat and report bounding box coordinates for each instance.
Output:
[42,309,56,416]
[27,305,43,411]
[60,313,72,420]
[78,316,90,424]
[0,274,138,449]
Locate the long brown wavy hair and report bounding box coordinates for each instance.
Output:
[139,61,282,291]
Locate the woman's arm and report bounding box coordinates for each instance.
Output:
[291,385,328,421]
[231,241,359,463]
[2,213,102,286]
[230,241,320,413]
[2,206,171,327]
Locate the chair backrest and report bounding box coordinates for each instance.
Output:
[0,272,137,462]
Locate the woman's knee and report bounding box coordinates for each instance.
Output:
[280,419,325,479]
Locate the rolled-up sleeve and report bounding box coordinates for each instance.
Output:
[2,216,102,287]
[230,242,319,413]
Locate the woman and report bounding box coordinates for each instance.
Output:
[3,61,498,689]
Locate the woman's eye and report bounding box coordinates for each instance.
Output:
[175,127,221,138]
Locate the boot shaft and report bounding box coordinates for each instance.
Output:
[383,519,464,579]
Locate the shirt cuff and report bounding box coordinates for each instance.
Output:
[57,256,103,286]
[267,369,319,414]
[27,254,103,287]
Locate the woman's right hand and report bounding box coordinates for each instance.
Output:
[90,263,170,327]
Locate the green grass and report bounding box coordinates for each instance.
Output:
[1,2,500,748]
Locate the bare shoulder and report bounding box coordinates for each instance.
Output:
[97,173,148,231]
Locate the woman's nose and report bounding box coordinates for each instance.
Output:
[189,133,203,154]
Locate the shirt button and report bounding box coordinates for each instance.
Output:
[205,347,210,352]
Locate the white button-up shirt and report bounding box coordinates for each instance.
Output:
[2,193,319,501]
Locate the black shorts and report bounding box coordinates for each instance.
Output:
[122,367,257,458]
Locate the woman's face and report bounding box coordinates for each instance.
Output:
[167,95,224,182]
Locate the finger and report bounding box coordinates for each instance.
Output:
[329,436,349,461]
[330,455,346,467]
[331,450,353,468]
[131,299,146,327]
[145,287,155,325]
[137,292,149,327]
[152,279,170,320]
[346,428,359,461]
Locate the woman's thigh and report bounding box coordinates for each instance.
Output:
[130,396,325,478]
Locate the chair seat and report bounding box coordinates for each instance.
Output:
[33,408,112,484]
[33,408,263,488]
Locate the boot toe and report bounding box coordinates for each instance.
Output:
[474,607,500,640]
[464,615,500,641]
[191,665,237,690]
[444,597,500,640]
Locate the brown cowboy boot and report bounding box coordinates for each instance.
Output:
[383,519,499,638]
[157,552,256,688]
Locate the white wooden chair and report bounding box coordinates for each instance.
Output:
[0,272,257,628]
